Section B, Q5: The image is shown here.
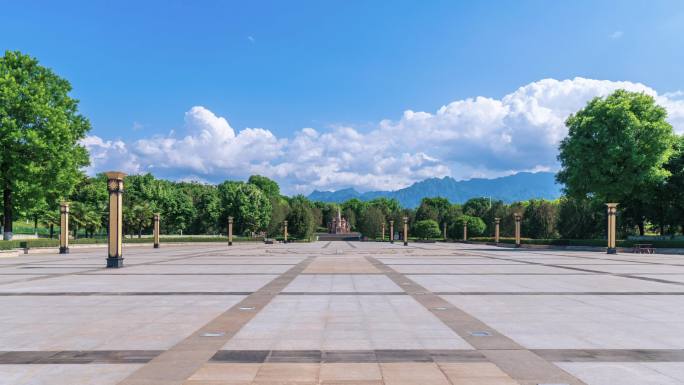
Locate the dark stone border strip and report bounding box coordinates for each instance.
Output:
[211,349,486,363]
[0,350,163,364]
[3,349,684,365]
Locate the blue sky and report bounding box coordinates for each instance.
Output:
[2,1,684,193]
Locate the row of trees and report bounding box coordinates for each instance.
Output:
[35,173,321,240]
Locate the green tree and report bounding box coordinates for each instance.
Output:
[218,182,271,235]
[248,175,280,198]
[358,206,385,239]
[413,219,441,239]
[557,196,604,239]
[0,51,90,239]
[448,215,486,239]
[523,199,559,239]
[287,197,315,240]
[463,197,492,218]
[267,197,290,237]
[415,202,439,222]
[557,90,676,235]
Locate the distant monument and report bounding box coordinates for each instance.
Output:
[328,208,351,234]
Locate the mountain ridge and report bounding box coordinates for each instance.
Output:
[307,172,562,208]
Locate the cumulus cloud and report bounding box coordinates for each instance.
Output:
[82,77,684,194]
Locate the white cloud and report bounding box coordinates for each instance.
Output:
[83,77,684,194]
[609,30,624,39]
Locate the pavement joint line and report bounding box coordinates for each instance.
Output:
[6,290,682,296]
[364,254,588,385]
[455,249,684,287]
[0,247,231,286]
[522,249,684,267]
[115,255,316,385]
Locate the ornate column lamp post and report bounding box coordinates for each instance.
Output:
[153,213,160,249]
[463,222,468,241]
[389,220,394,244]
[227,216,233,246]
[494,218,500,244]
[283,220,288,243]
[514,213,522,248]
[443,222,447,241]
[59,202,69,254]
[403,216,408,246]
[106,171,126,268]
[381,223,385,241]
[606,203,619,254]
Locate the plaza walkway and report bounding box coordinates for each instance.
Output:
[1,242,684,384]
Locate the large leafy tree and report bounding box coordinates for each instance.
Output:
[358,206,385,239]
[218,181,271,235]
[557,90,676,234]
[286,196,315,240]
[523,199,559,239]
[0,51,90,239]
[413,219,441,239]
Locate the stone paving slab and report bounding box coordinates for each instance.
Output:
[1,242,684,384]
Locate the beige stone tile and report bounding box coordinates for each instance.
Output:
[380,362,451,385]
[304,257,379,274]
[253,363,320,383]
[187,363,260,382]
[319,363,382,382]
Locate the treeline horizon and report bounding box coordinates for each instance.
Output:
[4,169,681,242]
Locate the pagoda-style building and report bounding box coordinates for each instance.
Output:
[328,208,351,234]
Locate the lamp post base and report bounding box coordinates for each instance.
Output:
[59,247,69,254]
[228,241,232,246]
[607,247,617,254]
[106,257,124,268]
[154,243,159,249]
[403,241,408,246]
[515,244,521,248]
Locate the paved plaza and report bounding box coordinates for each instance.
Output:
[1,242,684,385]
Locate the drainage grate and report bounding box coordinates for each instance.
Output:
[469,331,492,337]
[201,332,225,337]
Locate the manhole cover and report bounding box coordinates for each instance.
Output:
[201,332,225,337]
[469,331,492,337]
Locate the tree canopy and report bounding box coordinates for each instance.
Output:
[557,90,676,234]
[0,51,90,239]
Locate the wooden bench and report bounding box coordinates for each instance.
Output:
[632,243,655,254]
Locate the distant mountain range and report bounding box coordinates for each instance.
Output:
[307,172,563,208]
